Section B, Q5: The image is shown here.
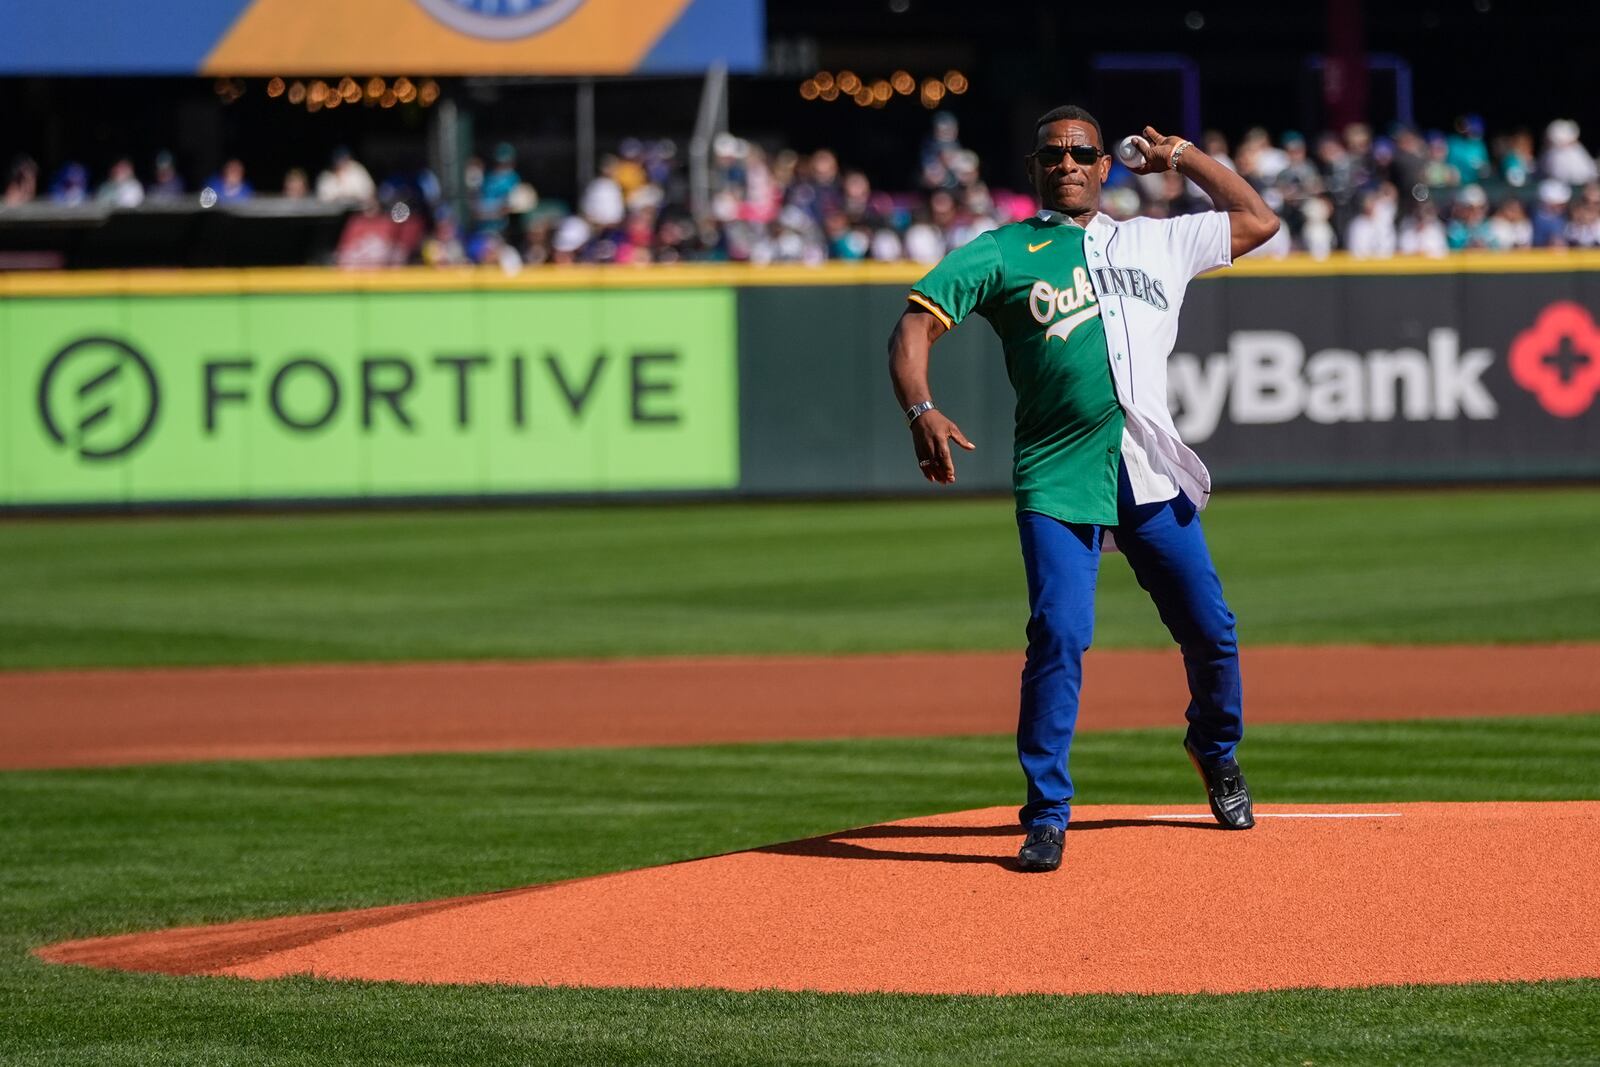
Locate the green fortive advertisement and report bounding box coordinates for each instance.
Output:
[1,287,739,504]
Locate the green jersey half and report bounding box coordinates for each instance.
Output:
[910,218,1124,525]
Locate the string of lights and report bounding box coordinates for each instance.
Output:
[798,69,968,109]
[214,76,441,112]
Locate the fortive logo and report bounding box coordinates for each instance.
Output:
[412,0,585,39]
[1508,301,1600,418]
[37,337,161,461]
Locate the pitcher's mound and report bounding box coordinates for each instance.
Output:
[39,803,1600,995]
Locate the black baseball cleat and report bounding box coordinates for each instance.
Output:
[1184,739,1255,830]
[1016,824,1065,872]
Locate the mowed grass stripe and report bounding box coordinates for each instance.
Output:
[4,486,1600,669]
[2,715,1598,1065]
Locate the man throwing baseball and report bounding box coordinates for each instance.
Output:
[887,105,1280,872]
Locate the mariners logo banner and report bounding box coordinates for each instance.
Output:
[0,0,760,75]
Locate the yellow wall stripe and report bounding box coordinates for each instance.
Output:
[3,251,1600,299]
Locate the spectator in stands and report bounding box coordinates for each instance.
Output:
[1446,115,1492,182]
[1496,129,1536,188]
[474,142,522,235]
[1276,132,1322,203]
[1240,126,1288,183]
[921,112,963,180]
[337,200,402,268]
[1565,197,1600,247]
[1201,130,1235,172]
[471,229,524,272]
[1389,126,1429,194]
[1345,184,1399,258]
[149,151,184,199]
[1542,120,1599,186]
[1300,195,1337,258]
[615,204,659,264]
[206,159,253,202]
[869,226,904,261]
[1446,185,1496,250]
[4,155,38,205]
[462,154,484,208]
[96,158,144,208]
[50,163,89,205]
[823,210,868,260]
[422,213,470,266]
[580,157,626,227]
[17,112,1600,268]
[1399,201,1449,257]
[1488,196,1533,249]
[839,169,878,229]
[282,168,311,199]
[788,148,843,224]
[317,147,376,204]
[520,215,554,265]
[546,216,588,265]
[1342,122,1377,189]
[612,138,650,201]
[1532,180,1572,247]
[900,210,944,264]
[1422,132,1461,188]
[1366,133,1395,192]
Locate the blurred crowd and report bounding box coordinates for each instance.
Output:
[8,113,1600,268]
[1126,116,1600,257]
[2,147,387,210]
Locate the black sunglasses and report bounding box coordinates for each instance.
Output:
[1029,144,1106,167]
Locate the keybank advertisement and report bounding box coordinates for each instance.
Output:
[3,288,738,504]
[1164,271,1600,482]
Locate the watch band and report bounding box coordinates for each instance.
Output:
[904,400,937,426]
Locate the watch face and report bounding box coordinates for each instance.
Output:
[412,0,586,40]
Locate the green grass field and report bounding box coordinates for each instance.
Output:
[3,717,1599,1066]
[4,488,1600,1065]
[3,486,1598,669]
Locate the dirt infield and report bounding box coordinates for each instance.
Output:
[38,802,1600,995]
[4,644,1599,769]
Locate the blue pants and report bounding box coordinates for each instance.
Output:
[1016,461,1243,829]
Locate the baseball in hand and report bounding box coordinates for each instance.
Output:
[1115,135,1149,165]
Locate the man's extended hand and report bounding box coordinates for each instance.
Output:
[910,410,976,484]
[1125,126,1188,175]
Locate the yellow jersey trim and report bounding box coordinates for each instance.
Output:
[906,291,955,329]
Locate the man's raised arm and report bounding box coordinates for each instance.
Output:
[1133,125,1280,258]
[887,306,975,484]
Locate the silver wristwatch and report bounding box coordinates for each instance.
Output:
[904,400,937,426]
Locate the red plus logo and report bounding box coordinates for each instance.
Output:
[1508,301,1600,417]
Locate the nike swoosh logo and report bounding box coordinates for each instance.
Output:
[1027,240,1052,253]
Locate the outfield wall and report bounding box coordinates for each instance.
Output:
[3,255,1598,507]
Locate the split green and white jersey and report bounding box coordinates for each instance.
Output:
[909,218,1123,525]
